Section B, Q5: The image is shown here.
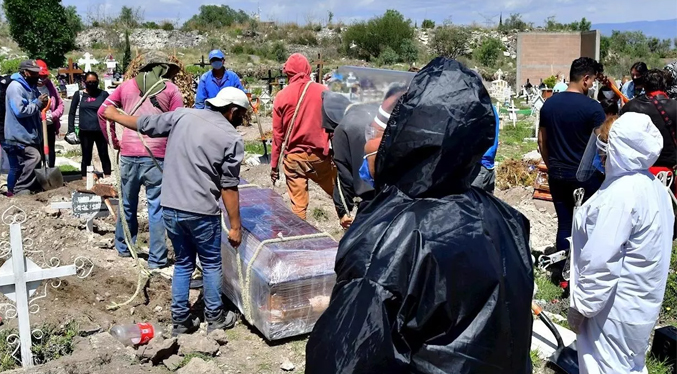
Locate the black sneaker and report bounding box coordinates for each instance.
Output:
[206,310,237,334]
[118,251,133,258]
[172,315,200,337]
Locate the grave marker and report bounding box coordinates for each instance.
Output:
[78,52,99,73]
[0,206,92,368]
[57,59,83,85]
[194,55,209,69]
[312,53,325,84]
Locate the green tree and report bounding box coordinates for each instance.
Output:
[117,6,143,28]
[431,26,470,59]
[122,30,131,74]
[399,39,419,63]
[3,0,80,67]
[501,13,530,32]
[160,21,174,31]
[182,5,250,31]
[475,37,503,67]
[142,21,159,29]
[377,47,399,66]
[342,9,414,61]
[578,17,591,31]
[65,6,83,35]
[421,19,435,29]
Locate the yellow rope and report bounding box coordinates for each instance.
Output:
[220,214,333,322]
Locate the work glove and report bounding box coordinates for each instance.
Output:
[45,110,53,125]
[567,307,586,334]
[65,132,80,145]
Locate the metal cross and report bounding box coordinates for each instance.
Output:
[0,208,77,368]
[194,55,209,69]
[57,59,83,85]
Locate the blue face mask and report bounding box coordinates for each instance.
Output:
[359,151,377,188]
[211,61,224,70]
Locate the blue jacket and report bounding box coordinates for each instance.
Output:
[480,105,500,169]
[4,73,42,145]
[194,69,245,109]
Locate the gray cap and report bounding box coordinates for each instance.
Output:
[19,60,41,73]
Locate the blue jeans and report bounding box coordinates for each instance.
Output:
[115,156,167,268]
[163,208,223,321]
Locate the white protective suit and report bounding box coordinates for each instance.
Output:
[571,112,674,374]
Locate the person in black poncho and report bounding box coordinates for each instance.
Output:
[306,57,534,374]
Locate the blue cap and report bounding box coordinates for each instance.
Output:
[209,49,225,61]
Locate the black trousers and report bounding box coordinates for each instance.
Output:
[79,130,112,177]
[46,124,56,168]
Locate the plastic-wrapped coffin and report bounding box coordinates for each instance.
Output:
[220,186,338,340]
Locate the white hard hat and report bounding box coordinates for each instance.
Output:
[206,87,250,110]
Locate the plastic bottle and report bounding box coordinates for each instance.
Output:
[110,323,161,346]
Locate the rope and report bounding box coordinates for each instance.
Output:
[220,215,333,322]
[106,78,167,310]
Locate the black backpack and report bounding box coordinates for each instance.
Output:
[0,74,13,142]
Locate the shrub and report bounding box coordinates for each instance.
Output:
[160,22,174,31]
[142,21,159,29]
[0,59,21,75]
[231,44,245,54]
[431,26,470,59]
[421,19,435,29]
[271,41,287,63]
[475,37,503,67]
[377,47,400,66]
[543,75,557,88]
[185,65,208,76]
[342,10,414,61]
[399,39,419,64]
[290,30,318,46]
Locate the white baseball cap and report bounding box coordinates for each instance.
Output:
[206,87,250,109]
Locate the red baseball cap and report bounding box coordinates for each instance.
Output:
[35,59,49,76]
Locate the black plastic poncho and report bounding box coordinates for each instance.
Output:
[306,58,534,374]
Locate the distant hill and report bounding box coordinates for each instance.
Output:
[592,19,677,41]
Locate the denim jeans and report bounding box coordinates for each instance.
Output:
[115,156,167,268]
[163,208,223,321]
[549,173,603,251]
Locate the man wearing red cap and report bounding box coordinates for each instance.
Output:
[270,53,336,220]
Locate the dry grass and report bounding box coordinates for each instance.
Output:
[496,159,538,190]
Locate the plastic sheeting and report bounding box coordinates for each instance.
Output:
[220,186,338,341]
[306,58,534,373]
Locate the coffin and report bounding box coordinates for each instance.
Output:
[220,186,338,340]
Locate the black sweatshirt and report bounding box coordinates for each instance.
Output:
[332,104,377,218]
[68,89,108,133]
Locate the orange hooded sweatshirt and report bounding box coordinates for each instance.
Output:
[271,53,329,169]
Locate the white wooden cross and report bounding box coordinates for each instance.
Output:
[78,52,99,73]
[508,99,518,127]
[0,208,77,368]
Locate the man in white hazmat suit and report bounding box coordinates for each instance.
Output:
[569,112,674,374]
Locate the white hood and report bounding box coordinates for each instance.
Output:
[606,112,663,178]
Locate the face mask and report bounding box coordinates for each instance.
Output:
[85,81,99,90]
[25,76,39,87]
[212,61,224,70]
[359,151,377,188]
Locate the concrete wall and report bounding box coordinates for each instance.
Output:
[516,31,601,87]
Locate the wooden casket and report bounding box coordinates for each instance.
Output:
[220,187,338,340]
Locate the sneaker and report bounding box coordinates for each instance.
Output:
[206,310,237,334]
[118,251,133,258]
[171,315,200,337]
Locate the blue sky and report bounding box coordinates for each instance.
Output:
[64,0,677,26]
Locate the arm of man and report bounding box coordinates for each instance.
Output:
[8,84,40,118]
[194,75,207,109]
[538,126,549,169]
[229,71,245,91]
[98,88,122,148]
[220,136,245,248]
[270,98,284,172]
[103,106,176,137]
[168,85,184,111]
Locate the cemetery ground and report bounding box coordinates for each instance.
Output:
[0,119,673,373]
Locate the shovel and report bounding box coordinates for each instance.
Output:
[35,99,64,191]
[532,302,579,374]
[250,98,271,164]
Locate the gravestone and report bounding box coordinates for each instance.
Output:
[0,206,93,368]
[104,54,118,93]
[58,59,83,85]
